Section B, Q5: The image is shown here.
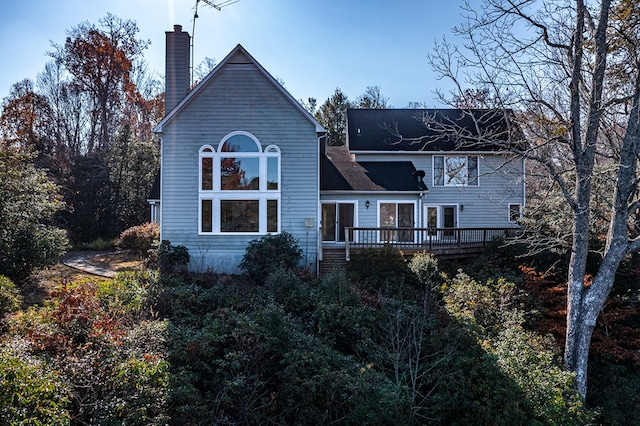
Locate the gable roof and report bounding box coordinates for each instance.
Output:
[321,145,427,192]
[154,44,324,134]
[347,108,522,152]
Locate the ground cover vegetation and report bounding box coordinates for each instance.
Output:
[1,233,639,424]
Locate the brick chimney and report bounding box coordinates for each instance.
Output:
[165,24,191,112]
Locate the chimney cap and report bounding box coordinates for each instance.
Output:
[173,24,183,32]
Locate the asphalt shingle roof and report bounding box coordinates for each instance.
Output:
[347,108,520,152]
[321,146,426,192]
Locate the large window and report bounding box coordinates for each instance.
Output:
[433,155,478,186]
[199,132,280,234]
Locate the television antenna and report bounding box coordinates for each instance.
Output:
[191,0,239,85]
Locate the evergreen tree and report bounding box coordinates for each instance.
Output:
[315,88,352,146]
[0,148,67,280]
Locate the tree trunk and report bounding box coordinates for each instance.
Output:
[564,206,590,390]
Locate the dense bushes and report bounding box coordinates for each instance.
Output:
[0,342,71,425]
[240,232,303,282]
[0,275,22,318]
[2,272,169,425]
[117,222,160,256]
[0,148,68,281]
[0,242,627,424]
[156,240,190,274]
[347,246,418,297]
[441,270,592,424]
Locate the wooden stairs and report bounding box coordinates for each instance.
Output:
[319,248,348,276]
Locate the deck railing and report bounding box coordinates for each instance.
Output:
[344,227,520,261]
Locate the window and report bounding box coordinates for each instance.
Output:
[509,203,522,223]
[322,202,355,242]
[433,155,479,186]
[199,132,280,234]
[200,146,214,190]
[379,202,416,242]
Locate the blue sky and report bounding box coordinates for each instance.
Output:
[0,0,467,108]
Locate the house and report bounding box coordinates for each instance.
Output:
[153,25,324,273]
[153,25,525,274]
[321,109,525,252]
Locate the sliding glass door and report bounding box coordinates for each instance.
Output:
[322,202,355,242]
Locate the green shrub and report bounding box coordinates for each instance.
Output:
[347,247,417,296]
[439,270,595,424]
[94,355,170,425]
[409,250,439,286]
[589,361,640,425]
[426,327,532,425]
[276,329,411,425]
[240,232,303,282]
[117,222,160,256]
[159,282,220,324]
[0,275,22,317]
[122,320,169,357]
[492,324,593,425]
[0,342,71,425]
[77,237,117,251]
[157,240,190,274]
[1,224,69,282]
[443,271,521,337]
[0,148,69,281]
[316,269,360,305]
[97,271,158,319]
[264,268,313,314]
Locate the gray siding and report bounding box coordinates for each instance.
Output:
[324,152,525,230]
[161,64,319,273]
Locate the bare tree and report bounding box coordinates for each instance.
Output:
[50,13,149,151]
[193,57,217,86]
[37,60,89,167]
[428,0,640,400]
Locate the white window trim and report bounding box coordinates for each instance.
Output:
[199,145,215,192]
[433,155,480,187]
[198,132,281,235]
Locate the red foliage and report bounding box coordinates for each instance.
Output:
[520,265,640,366]
[520,266,567,346]
[28,280,125,352]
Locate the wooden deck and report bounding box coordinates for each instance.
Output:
[318,227,520,274]
[344,227,519,261]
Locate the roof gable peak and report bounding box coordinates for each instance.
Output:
[154,43,324,133]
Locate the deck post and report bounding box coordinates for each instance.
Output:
[345,228,351,261]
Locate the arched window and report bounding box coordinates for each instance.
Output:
[199,132,281,234]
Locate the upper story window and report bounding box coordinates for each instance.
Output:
[433,155,479,186]
[199,132,281,234]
